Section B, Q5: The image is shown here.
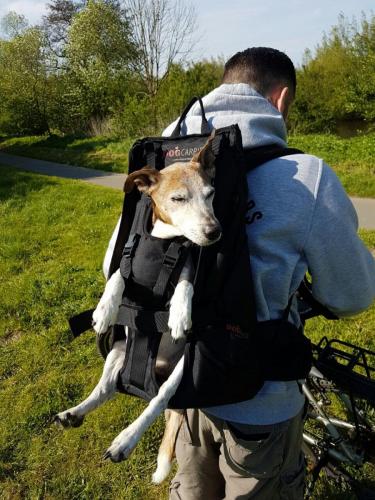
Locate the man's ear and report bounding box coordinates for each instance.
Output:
[267,86,291,119]
[124,167,160,194]
[192,130,216,179]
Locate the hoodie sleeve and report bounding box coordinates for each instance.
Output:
[303,161,375,317]
[162,119,179,137]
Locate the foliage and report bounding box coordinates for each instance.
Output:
[0,167,374,498]
[60,0,137,132]
[110,60,224,136]
[0,11,28,38]
[0,0,203,136]
[0,27,54,135]
[156,60,223,128]
[289,13,375,133]
[0,6,375,147]
[42,0,84,58]
[124,0,197,97]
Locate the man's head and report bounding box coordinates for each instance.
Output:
[222,47,296,119]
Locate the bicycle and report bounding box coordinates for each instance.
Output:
[302,336,375,499]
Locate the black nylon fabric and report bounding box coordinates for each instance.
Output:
[117,327,161,401]
[169,327,263,408]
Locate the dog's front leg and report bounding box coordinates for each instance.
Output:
[54,339,127,427]
[92,268,124,334]
[168,253,195,341]
[168,280,193,341]
[103,355,185,462]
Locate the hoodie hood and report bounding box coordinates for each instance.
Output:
[163,83,287,149]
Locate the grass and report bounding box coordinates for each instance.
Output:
[0,132,374,197]
[289,133,375,198]
[0,167,168,499]
[0,166,374,499]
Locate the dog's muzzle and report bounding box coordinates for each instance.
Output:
[204,223,222,242]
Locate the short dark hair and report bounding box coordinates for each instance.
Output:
[222,47,296,96]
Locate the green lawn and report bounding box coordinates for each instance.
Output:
[0,167,168,499]
[0,167,374,499]
[289,133,375,198]
[0,132,374,197]
[0,135,135,174]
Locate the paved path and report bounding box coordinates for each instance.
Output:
[1,151,374,229]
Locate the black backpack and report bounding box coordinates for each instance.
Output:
[69,97,335,409]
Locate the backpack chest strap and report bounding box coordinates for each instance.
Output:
[152,240,189,299]
[120,231,191,301]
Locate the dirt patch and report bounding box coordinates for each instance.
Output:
[0,330,23,346]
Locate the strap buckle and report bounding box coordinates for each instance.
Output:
[163,251,179,269]
[123,233,139,258]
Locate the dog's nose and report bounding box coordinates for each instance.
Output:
[205,225,222,241]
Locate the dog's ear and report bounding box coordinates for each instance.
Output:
[124,167,160,194]
[192,130,216,178]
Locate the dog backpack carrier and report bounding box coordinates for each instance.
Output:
[70,97,320,409]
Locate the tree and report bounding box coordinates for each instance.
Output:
[125,0,197,96]
[123,0,197,132]
[156,59,223,128]
[1,11,28,39]
[111,59,223,138]
[0,27,53,134]
[42,0,84,59]
[63,0,137,132]
[289,12,375,133]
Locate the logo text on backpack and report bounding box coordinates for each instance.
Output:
[163,146,202,161]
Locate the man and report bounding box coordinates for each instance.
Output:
[163,48,375,499]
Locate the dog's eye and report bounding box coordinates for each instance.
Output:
[171,196,187,203]
[205,190,215,199]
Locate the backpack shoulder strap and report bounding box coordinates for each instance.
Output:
[244,145,303,171]
[108,189,141,278]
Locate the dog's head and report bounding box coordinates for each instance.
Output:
[124,133,221,246]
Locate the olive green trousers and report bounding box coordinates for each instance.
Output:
[169,406,305,500]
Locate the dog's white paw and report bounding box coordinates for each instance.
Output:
[168,310,191,341]
[92,298,119,334]
[168,281,193,341]
[53,410,84,428]
[103,426,139,462]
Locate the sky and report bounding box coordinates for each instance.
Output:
[0,0,374,65]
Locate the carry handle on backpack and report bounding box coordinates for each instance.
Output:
[171,96,211,137]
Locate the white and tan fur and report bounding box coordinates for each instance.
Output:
[54,135,220,483]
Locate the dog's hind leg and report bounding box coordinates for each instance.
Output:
[54,339,126,428]
[152,409,184,484]
[103,356,185,462]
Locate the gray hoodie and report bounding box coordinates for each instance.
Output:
[161,83,375,424]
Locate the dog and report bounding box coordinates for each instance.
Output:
[54,134,221,483]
